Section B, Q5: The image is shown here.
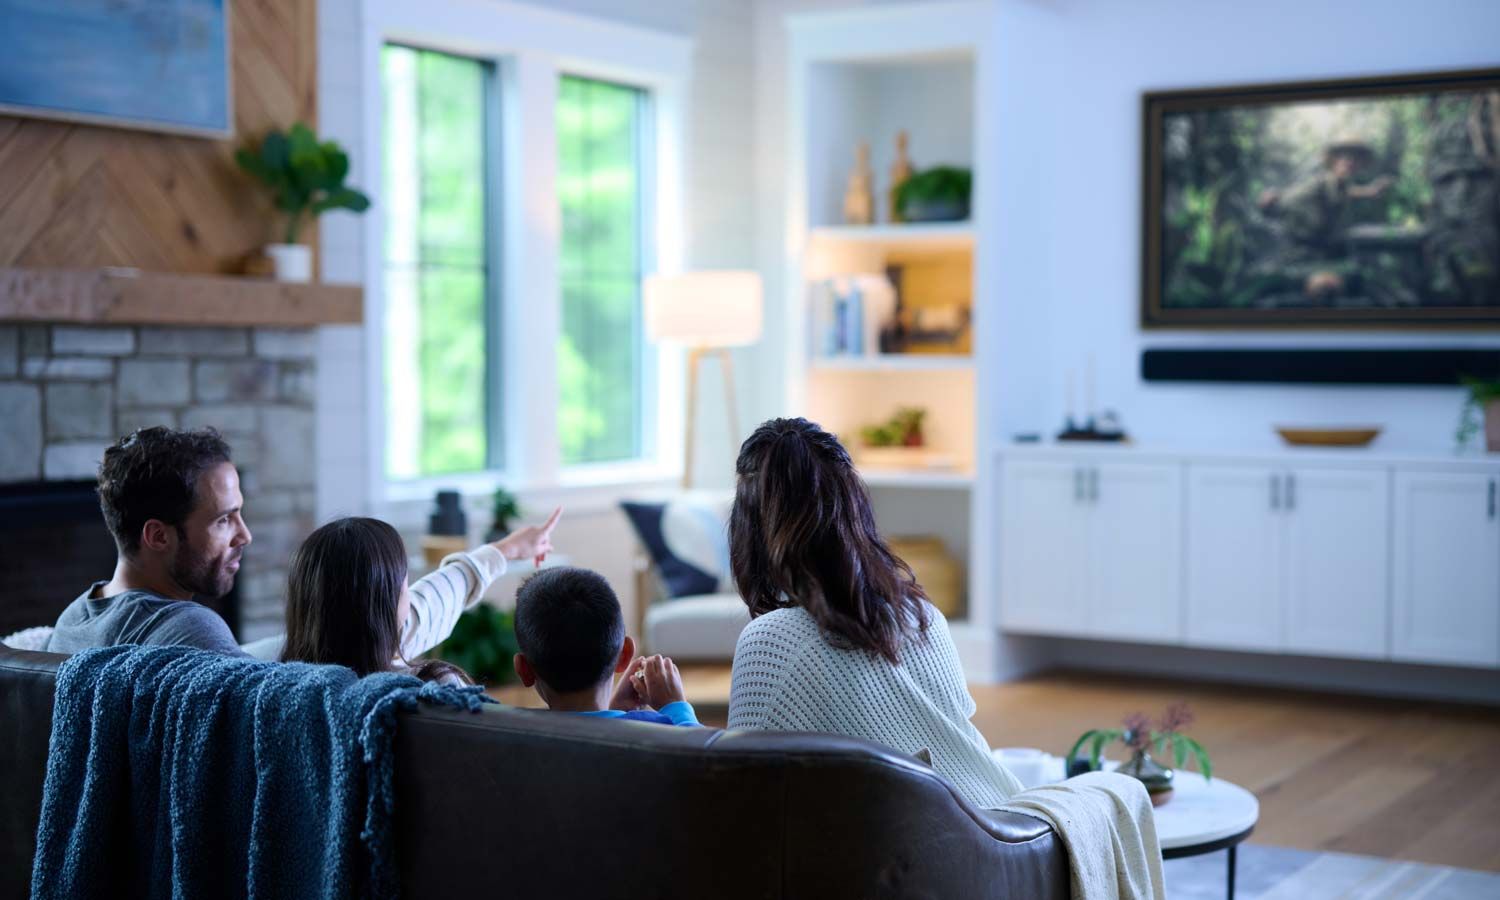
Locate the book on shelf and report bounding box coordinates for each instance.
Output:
[811,273,896,360]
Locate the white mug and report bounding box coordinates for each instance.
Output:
[994,747,1058,788]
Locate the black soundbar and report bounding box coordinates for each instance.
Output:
[1140,348,1500,385]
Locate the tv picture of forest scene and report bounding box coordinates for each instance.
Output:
[1143,69,1500,327]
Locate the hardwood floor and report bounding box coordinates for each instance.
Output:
[494,666,1500,872]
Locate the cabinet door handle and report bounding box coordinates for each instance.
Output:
[1074,467,1084,504]
[1270,473,1280,511]
[1490,479,1496,520]
[1088,468,1100,504]
[1286,473,1296,512]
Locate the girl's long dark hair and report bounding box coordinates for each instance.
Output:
[280,516,472,684]
[730,417,929,664]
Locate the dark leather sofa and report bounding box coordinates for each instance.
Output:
[1,644,1068,899]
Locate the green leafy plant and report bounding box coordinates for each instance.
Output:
[432,604,518,686]
[860,407,927,447]
[1067,702,1213,782]
[1456,376,1500,450]
[895,166,972,219]
[235,122,371,244]
[487,486,522,542]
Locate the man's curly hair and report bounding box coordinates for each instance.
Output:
[98,427,233,555]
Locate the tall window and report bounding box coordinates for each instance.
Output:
[557,76,650,466]
[381,45,497,479]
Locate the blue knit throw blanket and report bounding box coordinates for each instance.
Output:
[30,645,490,900]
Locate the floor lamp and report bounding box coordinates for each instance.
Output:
[644,271,763,488]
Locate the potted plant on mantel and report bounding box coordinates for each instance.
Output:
[1066,702,1213,807]
[235,123,370,282]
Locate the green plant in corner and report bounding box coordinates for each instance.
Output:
[1455,376,1500,451]
[432,603,519,686]
[235,122,371,244]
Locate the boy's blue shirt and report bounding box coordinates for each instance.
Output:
[577,700,700,727]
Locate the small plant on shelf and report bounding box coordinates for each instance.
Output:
[894,166,972,223]
[1066,702,1212,807]
[860,407,927,447]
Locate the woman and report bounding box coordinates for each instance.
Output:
[726,418,1023,808]
[280,509,560,684]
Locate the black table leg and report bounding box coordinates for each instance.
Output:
[1226,844,1237,900]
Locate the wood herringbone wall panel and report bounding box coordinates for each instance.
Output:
[0,0,318,275]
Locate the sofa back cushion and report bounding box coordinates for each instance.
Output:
[0,645,1066,900]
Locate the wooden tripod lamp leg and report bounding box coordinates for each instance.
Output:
[718,348,739,455]
[683,346,703,489]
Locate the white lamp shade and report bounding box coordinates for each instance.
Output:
[644,270,763,347]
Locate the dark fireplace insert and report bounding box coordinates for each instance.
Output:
[0,481,239,641]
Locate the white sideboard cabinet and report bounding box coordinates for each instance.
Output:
[1392,468,1500,667]
[998,458,1181,642]
[997,446,1500,670]
[1185,463,1388,659]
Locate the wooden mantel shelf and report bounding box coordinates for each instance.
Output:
[0,267,363,326]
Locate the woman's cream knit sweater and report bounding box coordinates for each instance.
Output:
[728,603,1024,809]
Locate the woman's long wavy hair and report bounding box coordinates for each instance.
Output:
[280,517,472,684]
[730,417,929,664]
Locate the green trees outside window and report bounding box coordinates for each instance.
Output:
[557,76,648,466]
[380,56,651,479]
[381,45,494,479]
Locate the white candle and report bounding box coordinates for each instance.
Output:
[1066,369,1076,424]
[1085,355,1097,425]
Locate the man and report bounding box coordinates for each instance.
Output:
[46,427,252,655]
[1251,137,1393,302]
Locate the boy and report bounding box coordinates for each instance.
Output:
[512,567,699,727]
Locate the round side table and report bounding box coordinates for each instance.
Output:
[1153,776,1259,900]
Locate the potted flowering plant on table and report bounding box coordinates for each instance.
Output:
[1066,702,1212,807]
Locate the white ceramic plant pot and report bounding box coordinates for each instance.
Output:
[265,243,312,283]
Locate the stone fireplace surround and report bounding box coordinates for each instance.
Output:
[0,324,318,641]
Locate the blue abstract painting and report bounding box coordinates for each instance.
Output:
[0,0,230,137]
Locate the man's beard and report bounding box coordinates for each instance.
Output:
[170,540,239,599]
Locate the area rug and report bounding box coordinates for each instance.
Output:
[1165,843,1500,899]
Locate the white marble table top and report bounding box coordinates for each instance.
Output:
[1151,775,1259,850]
[989,749,1260,851]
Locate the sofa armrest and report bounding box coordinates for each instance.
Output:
[973,808,1057,844]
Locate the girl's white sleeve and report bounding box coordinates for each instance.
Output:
[399,544,508,660]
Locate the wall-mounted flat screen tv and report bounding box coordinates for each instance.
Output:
[1143,68,1500,328]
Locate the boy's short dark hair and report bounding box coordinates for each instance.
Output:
[98,427,233,555]
[513,566,624,693]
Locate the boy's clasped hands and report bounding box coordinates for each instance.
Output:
[610,654,685,712]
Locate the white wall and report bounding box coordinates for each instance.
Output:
[313,0,757,628]
[1017,0,1500,453]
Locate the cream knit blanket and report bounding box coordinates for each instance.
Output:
[1000,771,1167,900]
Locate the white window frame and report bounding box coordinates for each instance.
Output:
[361,0,690,506]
